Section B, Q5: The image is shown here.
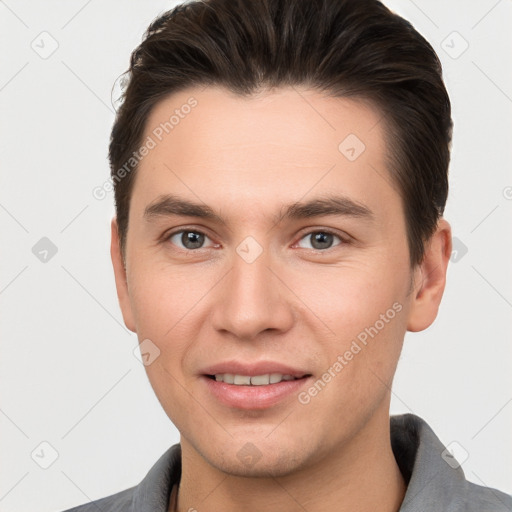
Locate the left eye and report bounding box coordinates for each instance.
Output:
[166,229,343,252]
[297,231,343,250]
[168,230,215,250]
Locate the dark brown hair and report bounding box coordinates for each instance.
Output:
[109,0,452,266]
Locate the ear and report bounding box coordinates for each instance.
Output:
[110,217,136,333]
[407,218,452,332]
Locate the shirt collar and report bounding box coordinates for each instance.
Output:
[131,413,505,511]
[390,413,467,511]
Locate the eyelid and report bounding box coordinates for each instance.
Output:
[162,226,218,250]
[293,228,350,250]
[161,226,351,251]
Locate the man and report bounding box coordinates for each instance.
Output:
[63,0,512,510]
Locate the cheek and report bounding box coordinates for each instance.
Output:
[288,259,406,333]
[130,270,200,424]
[290,261,408,395]
[298,300,406,436]
[127,263,217,384]
[127,261,203,336]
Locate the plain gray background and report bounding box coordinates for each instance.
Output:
[1,1,511,510]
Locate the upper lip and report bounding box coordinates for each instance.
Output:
[201,361,311,378]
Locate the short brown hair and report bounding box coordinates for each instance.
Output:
[109,0,453,266]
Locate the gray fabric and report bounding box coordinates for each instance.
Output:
[60,413,512,511]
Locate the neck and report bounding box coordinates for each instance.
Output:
[175,408,406,512]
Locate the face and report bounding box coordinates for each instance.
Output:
[111,85,449,478]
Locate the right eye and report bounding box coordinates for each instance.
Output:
[166,229,216,250]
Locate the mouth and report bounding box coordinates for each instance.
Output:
[206,373,309,385]
[201,371,313,410]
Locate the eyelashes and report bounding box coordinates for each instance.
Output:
[166,230,217,251]
[163,228,348,253]
[295,230,344,250]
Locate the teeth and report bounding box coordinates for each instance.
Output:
[213,373,299,385]
[269,373,282,384]
[223,373,234,384]
[234,375,251,385]
[250,374,270,385]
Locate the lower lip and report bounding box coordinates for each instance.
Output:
[202,376,311,410]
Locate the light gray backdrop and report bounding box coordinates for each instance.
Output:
[1,1,511,511]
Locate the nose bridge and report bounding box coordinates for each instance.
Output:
[211,239,294,339]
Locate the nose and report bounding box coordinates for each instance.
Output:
[210,246,295,341]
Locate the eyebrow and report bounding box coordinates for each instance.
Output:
[143,193,374,225]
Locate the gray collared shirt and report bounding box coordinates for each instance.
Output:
[61,413,512,511]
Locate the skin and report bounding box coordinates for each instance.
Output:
[110,85,452,512]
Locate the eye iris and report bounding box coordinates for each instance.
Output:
[311,232,333,250]
[182,231,204,249]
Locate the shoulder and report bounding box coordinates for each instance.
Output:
[59,486,135,512]
[391,413,512,512]
[464,480,512,511]
[56,443,182,512]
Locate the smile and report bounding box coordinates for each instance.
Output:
[203,374,312,410]
[210,373,303,385]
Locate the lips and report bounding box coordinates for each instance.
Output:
[200,361,313,409]
[211,373,300,385]
[200,361,311,379]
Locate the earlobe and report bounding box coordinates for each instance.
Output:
[407,219,452,332]
[110,217,137,333]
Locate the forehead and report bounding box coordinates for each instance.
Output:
[131,85,399,226]
[144,84,385,163]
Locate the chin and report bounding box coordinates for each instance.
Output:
[204,439,310,479]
